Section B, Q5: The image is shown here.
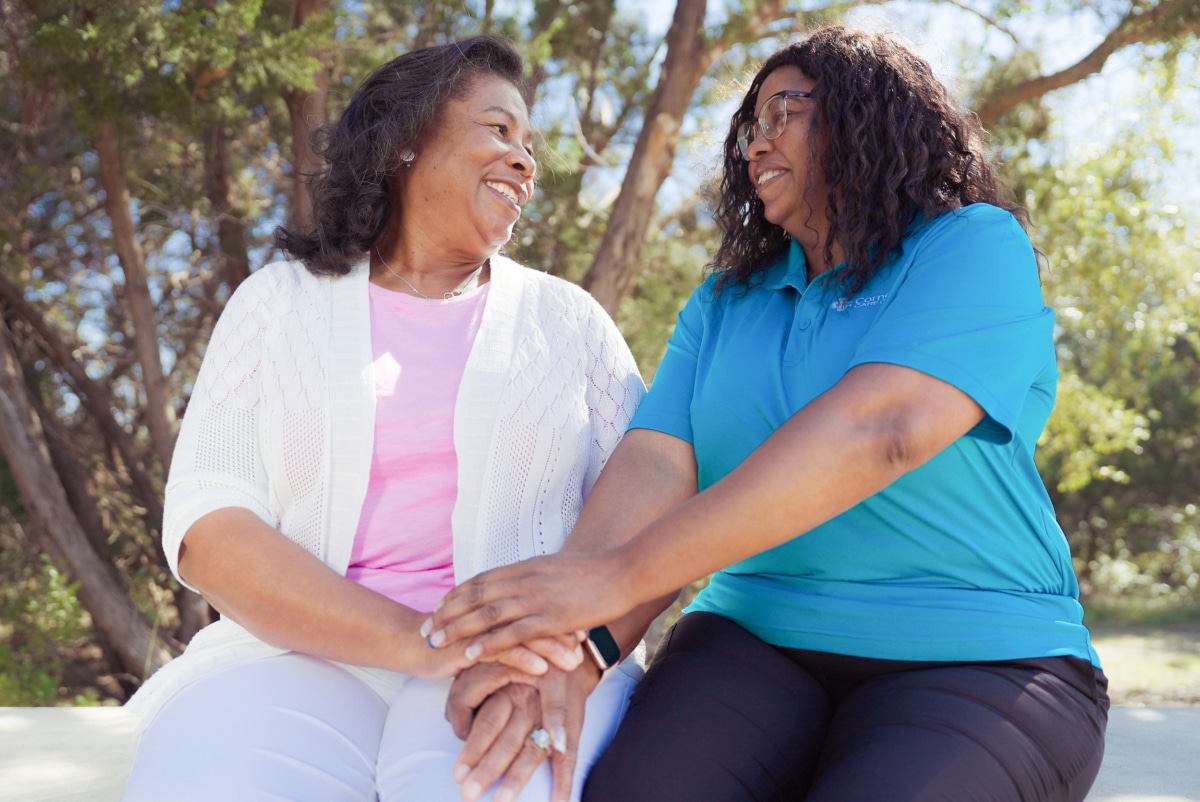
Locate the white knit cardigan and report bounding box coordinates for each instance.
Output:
[126,255,645,723]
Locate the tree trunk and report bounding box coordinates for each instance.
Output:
[580,0,792,314]
[0,274,212,642]
[282,0,331,230]
[204,125,251,290]
[581,0,717,315]
[94,120,177,473]
[0,317,178,678]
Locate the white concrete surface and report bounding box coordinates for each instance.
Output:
[1087,707,1200,802]
[0,707,137,802]
[0,705,1195,800]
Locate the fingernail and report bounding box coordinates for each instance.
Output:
[464,643,482,660]
[530,655,549,674]
[462,780,482,801]
[453,763,468,783]
[495,789,514,802]
[430,629,446,648]
[419,618,433,637]
[552,724,567,754]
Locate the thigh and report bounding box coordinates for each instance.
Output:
[807,660,1109,802]
[583,612,832,802]
[377,667,637,802]
[122,653,388,802]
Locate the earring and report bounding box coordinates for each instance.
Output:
[400,148,415,164]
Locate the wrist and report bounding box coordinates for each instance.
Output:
[604,541,645,616]
[572,653,604,693]
[393,607,455,677]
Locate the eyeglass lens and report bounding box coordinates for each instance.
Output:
[736,92,809,160]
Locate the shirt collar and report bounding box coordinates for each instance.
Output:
[761,238,810,292]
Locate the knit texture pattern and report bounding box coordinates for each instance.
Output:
[473,283,642,573]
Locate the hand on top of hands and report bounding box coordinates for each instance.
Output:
[422,551,631,669]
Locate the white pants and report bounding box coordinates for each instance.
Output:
[121,653,638,801]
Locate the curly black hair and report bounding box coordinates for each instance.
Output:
[275,36,529,277]
[712,25,1028,295]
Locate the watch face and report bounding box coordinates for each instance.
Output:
[587,626,621,669]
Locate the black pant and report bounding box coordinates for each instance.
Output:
[583,612,1109,802]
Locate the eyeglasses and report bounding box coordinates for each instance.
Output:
[736,90,814,160]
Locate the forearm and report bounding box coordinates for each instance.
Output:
[611,363,985,608]
[178,507,437,673]
[564,428,696,655]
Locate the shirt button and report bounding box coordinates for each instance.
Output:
[798,318,811,330]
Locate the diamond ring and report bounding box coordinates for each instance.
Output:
[528,727,552,750]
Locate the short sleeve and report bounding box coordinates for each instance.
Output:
[627,280,710,443]
[849,206,1056,443]
[580,294,647,492]
[162,270,278,588]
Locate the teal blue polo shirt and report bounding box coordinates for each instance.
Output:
[631,204,1100,666]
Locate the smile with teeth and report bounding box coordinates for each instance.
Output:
[485,181,520,205]
[757,169,787,187]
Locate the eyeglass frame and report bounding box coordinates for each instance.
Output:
[736,90,815,160]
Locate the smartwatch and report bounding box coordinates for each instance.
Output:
[585,625,621,672]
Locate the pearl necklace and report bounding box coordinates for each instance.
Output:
[375,248,485,300]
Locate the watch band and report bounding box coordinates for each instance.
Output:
[585,625,621,672]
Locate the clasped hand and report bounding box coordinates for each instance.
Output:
[429,550,631,802]
[446,659,601,802]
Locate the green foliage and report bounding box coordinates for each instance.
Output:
[1084,591,1200,625]
[0,543,94,706]
[1002,62,1200,600]
[617,205,717,380]
[24,0,334,132]
[1038,372,1148,494]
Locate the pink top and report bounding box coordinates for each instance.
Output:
[347,281,491,613]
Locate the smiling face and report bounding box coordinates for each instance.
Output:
[744,65,829,254]
[396,72,536,265]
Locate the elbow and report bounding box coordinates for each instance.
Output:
[871,413,930,476]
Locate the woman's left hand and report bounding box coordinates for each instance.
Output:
[447,661,600,802]
[424,550,632,669]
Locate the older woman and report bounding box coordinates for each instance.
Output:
[122,36,642,802]
[426,26,1109,802]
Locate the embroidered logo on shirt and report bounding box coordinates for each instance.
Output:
[831,294,888,312]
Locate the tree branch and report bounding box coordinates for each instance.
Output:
[976,0,1200,128]
[0,271,164,529]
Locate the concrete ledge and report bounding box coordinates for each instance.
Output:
[1087,707,1200,802]
[0,707,137,802]
[0,706,1196,801]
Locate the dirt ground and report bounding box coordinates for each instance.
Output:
[1090,623,1200,706]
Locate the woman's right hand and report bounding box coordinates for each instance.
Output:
[423,549,634,671]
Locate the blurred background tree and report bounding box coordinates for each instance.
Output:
[1,0,1196,703]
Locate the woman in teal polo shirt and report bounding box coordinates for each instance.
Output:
[428,25,1108,801]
